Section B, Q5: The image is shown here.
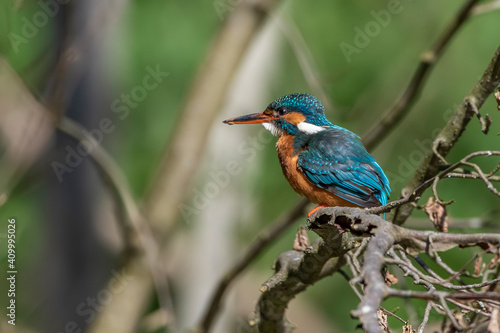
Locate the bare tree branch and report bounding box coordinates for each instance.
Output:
[252,218,358,332]
[470,99,492,134]
[472,0,500,16]
[57,117,175,332]
[0,58,54,206]
[309,207,500,333]
[393,43,500,225]
[362,0,480,151]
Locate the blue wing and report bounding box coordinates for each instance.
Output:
[296,129,390,207]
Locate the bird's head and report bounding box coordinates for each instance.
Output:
[223,93,333,136]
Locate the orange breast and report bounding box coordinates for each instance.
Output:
[276,135,358,207]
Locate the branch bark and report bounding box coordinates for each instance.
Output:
[253,217,357,332]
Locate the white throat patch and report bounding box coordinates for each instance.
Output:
[297,122,326,135]
[262,123,283,136]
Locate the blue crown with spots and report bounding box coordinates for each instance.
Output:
[267,93,325,114]
[268,93,337,129]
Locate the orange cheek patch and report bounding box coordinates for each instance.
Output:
[283,112,306,125]
[263,109,275,116]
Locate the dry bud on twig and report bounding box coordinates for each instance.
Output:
[474,256,482,276]
[488,247,500,270]
[423,197,449,232]
[293,226,310,251]
[377,309,389,333]
[384,270,398,287]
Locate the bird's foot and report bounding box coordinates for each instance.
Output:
[307,204,329,217]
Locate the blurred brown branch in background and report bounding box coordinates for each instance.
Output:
[144,0,281,237]
[0,58,54,206]
[87,1,283,332]
[56,117,175,331]
[271,10,333,111]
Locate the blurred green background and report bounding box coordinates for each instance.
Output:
[0,0,499,332]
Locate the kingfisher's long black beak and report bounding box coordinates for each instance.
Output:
[223,112,275,125]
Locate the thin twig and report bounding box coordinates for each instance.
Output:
[447,298,492,317]
[445,172,500,182]
[445,254,479,282]
[381,307,407,325]
[366,151,500,215]
[439,294,460,329]
[385,258,443,287]
[417,302,433,333]
[388,289,500,302]
[470,98,492,134]
[487,161,500,177]
[462,161,500,197]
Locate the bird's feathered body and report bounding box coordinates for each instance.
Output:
[276,134,357,207]
[223,93,390,212]
[277,129,389,208]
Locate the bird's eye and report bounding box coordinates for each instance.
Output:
[277,107,288,116]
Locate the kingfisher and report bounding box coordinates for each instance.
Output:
[223,93,390,216]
